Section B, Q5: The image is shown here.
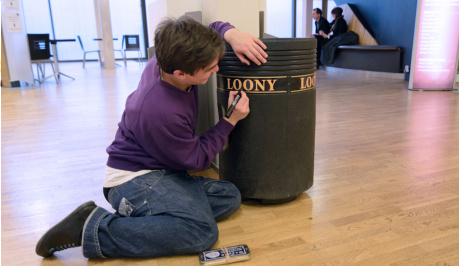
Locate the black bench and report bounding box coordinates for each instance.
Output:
[326,45,403,73]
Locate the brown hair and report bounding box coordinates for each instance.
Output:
[331,7,343,17]
[154,16,226,75]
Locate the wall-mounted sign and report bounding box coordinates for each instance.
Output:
[409,0,459,91]
[3,0,20,11]
[5,12,23,33]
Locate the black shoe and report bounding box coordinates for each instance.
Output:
[36,201,97,257]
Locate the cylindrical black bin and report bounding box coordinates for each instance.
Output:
[217,38,316,204]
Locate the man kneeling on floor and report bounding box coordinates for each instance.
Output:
[36,15,268,259]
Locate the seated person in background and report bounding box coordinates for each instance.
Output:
[35,15,268,259]
[318,7,347,41]
[312,8,330,69]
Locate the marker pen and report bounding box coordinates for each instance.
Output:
[225,90,242,118]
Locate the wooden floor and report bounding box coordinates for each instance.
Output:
[2,61,459,265]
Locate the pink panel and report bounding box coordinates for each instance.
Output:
[412,0,459,90]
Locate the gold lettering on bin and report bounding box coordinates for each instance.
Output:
[227,78,244,90]
[307,76,312,88]
[299,75,315,91]
[267,79,277,91]
[226,78,233,90]
[234,79,242,90]
[301,77,311,89]
[255,79,265,91]
[221,75,317,93]
[226,77,280,91]
[309,75,315,87]
[243,79,254,91]
[300,77,306,89]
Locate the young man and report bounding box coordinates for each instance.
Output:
[36,16,267,259]
[312,8,330,69]
[313,8,330,35]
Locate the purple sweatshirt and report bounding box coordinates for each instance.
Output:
[106,22,235,171]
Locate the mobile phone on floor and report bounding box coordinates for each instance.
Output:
[199,244,251,265]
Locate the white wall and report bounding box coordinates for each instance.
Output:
[166,0,202,19]
[202,0,260,37]
[146,0,202,46]
[146,0,168,46]
[146,0,264,46]
[1,0,34,85]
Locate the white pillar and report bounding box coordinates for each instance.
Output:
[305,0,313,37]
[94,0,116,69]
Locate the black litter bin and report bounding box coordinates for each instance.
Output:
[217,38,317,204]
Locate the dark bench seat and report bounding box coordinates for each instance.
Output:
[338,45,400,51]
[326,45,403,73]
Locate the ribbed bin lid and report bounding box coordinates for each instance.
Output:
[221,53,316,62]
[241,38,317,51]
[219,38,317,76]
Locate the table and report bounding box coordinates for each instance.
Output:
[93,38,118,41]
[50,39,76,82]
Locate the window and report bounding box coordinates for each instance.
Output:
[22,0,145,61]
[22,0,53,36]
[109,0,146,59]
[266,0,293,37]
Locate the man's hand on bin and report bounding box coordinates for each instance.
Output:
[224,28,268,66]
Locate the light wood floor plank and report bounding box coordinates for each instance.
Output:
[2,61,459,265]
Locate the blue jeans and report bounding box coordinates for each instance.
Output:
[81,170,241,258]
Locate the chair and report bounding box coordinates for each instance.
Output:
[113,39,124,60]
[27,33,56,83]
[77,35,102,68]
[122,35,141,65]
